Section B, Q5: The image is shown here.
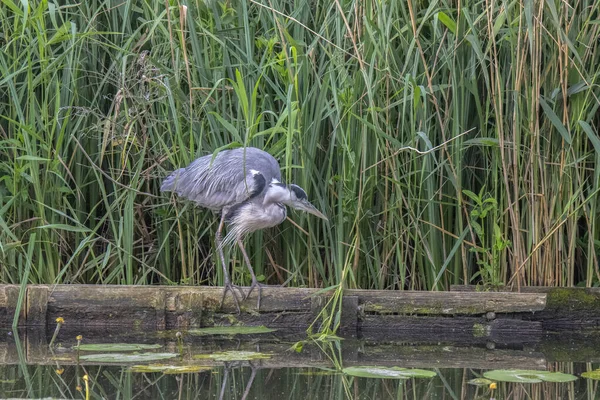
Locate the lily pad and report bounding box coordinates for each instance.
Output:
[50,356,73,361]
[75,343,162,352]
[130,364,211,374]
[581,370,600,380]
[468,378,495,386]
[188,326,276,336]
[194,351,272,361]
[79,353,179,363]
[483,369,577,383]
[342,366,437,379]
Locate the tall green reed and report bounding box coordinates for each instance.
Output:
[0,0,598,292]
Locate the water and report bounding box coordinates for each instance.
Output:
[1,327,598,399]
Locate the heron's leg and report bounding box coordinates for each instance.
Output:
[237,239,266,309]
[241,363,259,400]
[216,214,241,313]
[218,363,230,400]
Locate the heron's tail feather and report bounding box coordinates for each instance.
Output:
[160,168,185,192]
[219,224,247,250]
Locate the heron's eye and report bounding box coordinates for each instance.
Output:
[290,184,307,200]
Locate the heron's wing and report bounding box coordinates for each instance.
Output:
[162,152,272,211]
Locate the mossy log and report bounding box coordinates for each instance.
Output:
[0,285,548,335]
[360,315,542,345]
[451,285,600,331]
[354,290,546,314]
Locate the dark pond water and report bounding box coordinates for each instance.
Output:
[1,327,599,399]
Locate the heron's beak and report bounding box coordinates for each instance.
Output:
[293,200,328,221]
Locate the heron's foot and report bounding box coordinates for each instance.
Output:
[243,281,268,310]
[220,281,243,314]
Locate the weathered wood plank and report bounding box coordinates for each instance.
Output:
[360,315,542,344]
[521,287,600,331]
[162,286,312,313]
[340,296,358,336]
[26,286,48,326]
[353,290,546,314]
[207,311,314,329]
[47,285,165,328]
[0,284,580,334]
[0,285,24,326]
[451,286,600,331]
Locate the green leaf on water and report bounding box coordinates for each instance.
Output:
[194,351,272,361]
[188,326,277,336]
[483,369,577,383]
[75,343,162,352]
[581,370,600,380]
[79,353,179,363]
[342,366,437,379]
[130,364,211,374]
[468,377,495,386]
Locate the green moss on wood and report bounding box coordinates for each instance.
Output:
[545,288,600,311]
[472,323,489,338]
[364,302,484,315]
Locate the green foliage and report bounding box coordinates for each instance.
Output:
[342,366,437,380]
[463,187,510,288]
[483,369,578,383]
[0,0,599,290]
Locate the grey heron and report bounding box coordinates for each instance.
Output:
[161,147,327,311]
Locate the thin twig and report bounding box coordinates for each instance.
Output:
[362,128,475,172]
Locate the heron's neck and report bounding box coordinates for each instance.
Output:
[263,184,291,207]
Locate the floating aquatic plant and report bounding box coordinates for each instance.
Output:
[342,366,437,379]
[581,370,600,380]
[75,343,162,352]
[468,378,495,386]
[483,369,577,383]
[194,351,272,361]
[130,364,211,374]
[79,352,178,363]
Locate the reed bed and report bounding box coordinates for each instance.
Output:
[0,0,598,291]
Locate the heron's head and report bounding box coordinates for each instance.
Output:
[265,181,328,221]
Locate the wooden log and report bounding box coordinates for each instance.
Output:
[521,287,600,331]
[0,284,576,334]
[26,286,48,326]
[0,286,26,326]
[167,286,312,313]
[353,290,546,314]
[208,311,314,329]
[165,290,204,329]
[360,315,542,345]
[339,296,358,337]
[46,285,166,328]
[451,286,600,331]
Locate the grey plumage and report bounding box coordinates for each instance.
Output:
[161,146,327,311]
[161,147,280,213]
